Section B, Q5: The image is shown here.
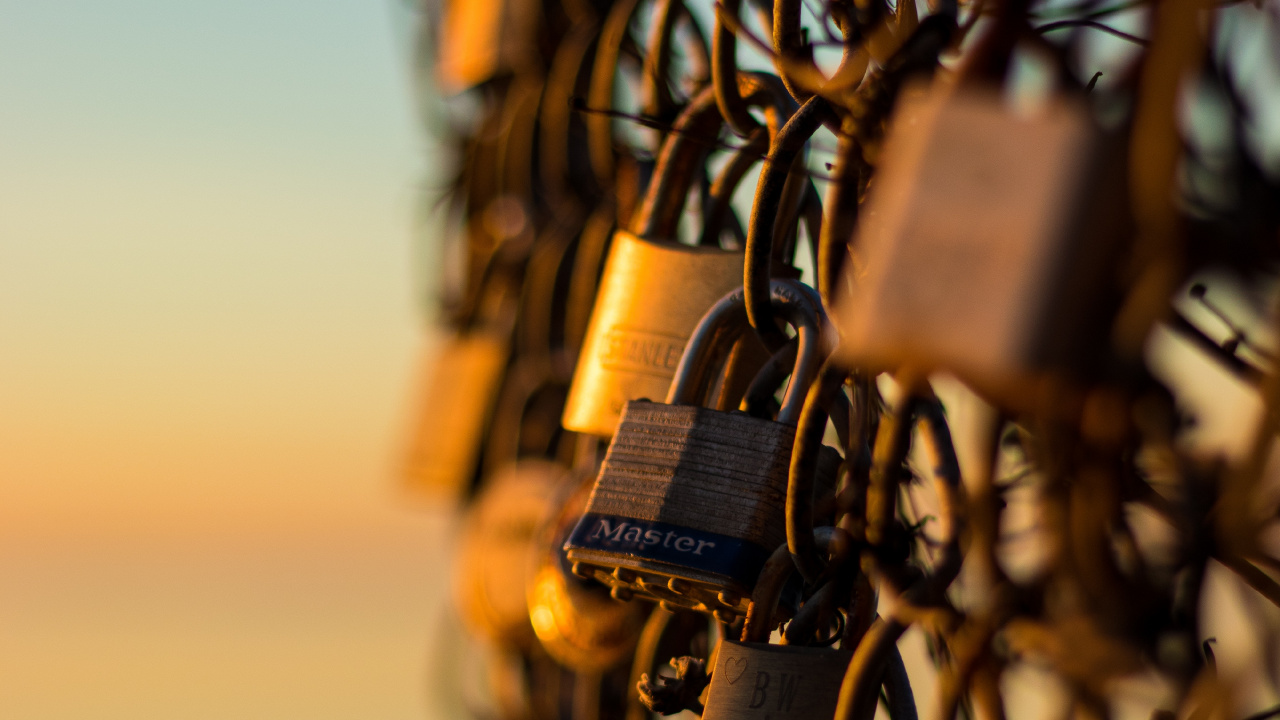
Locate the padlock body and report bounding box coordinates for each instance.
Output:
[562,231,749,437]
[454,460,565,649]
[527,472,648,671]
[436,0,539,92]
[564,401,839,617]
[404,330,508,501]
[702,639,852,720]
[834,82,1123,400]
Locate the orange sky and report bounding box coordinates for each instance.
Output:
[0,2,459,718]
[2,3,1274,719]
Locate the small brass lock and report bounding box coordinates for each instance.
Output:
[562,80,795,437]
[526,472,649,671]
[564,279,841,620]
[404,328,509,502]
[561,230,751,437]
[453,459,565,649]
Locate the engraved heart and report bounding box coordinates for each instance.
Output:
[722,655,748,686]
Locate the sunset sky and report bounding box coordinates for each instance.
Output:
[0,2,458,717]
[2,2,1276,719]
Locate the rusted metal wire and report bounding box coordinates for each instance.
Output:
[417,1,1280,718]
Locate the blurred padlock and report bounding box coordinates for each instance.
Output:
[404,327,509,501]
[833,78,1127,400]
[454,459,566,650]
[564,280,841,620]
[562,82,794,437]
[527,471,649,672]
[435,0,541,94]
[702,532,853,720]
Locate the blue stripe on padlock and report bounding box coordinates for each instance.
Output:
[566,512,773,587]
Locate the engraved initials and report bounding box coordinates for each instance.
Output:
[775,673,801,712]
[740,670,801,713]
[748,672,769,708]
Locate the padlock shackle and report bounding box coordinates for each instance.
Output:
[696,127,768,247]
[834,617,911,720]
[696,75,801,246]
[812,12,957,309]
[771,0,823,105]
[586,0,641,186]
[865,388,917,551]
[452,82,543,332]
[771,0,896,109]
[788,359,854,582]
[640,0,710,125]
[952,0,1029,85]
[712,0,780,137]
[741,526,848,644]
[538,16,602,214]
[831,397,966,720]
[867,386,966,596]
[633,73,796,241]
[744,95,838,349]
[586,0,708,187]
[666,279,823,425]
[631,87,722,239]
[912,399,964,590]
[738,336,798,418]
[816,133,864,310]
[780,575,840,645]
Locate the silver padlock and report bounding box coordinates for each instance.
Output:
[833,78,1126,402]
[702,532,853,720]
[562,77,795,437]
[564,279,841,620]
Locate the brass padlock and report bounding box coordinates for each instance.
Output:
[434,0,539,93]
[833,77,1127,400]
[564,279,840,620]
[403,327,509,502]
[453,459,566,650]
[527,471,649,671]
[560,229,749,438]
[562,81,793,437]
[701,533,853,720]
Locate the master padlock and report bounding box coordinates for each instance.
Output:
[564,279,841,620]
[561,79,795,438]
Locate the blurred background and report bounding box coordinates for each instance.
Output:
[0,2,457,718]
[5,1,1280,719]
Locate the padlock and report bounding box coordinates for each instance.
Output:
[832,75,1128,402]
[406,162,526,503]
[560,228,750,438]
[403,326,509,502]
[564,279,842,619]
[526,471,649,672]
[701,531,854,720]
[434,0,540,94]
[453,459,566,650]
[562,79,795,438]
